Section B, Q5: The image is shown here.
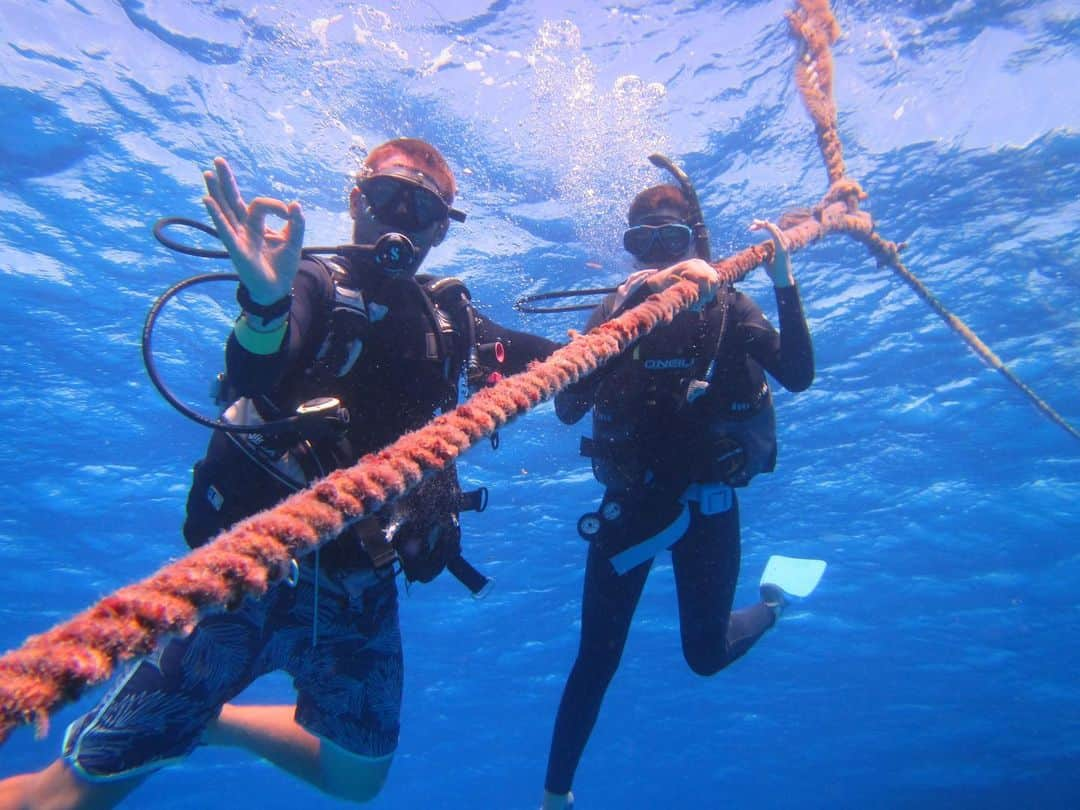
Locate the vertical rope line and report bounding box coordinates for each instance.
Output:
[787,0,1078,441]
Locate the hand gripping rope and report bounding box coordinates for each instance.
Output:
[0,0,1075,746]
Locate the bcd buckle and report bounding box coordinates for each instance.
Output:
[681,482,733,516]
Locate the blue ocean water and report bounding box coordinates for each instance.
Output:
[1,0,1077,807]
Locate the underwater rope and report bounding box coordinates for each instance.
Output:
[853,231,1080,440]
[786,0,1078,440]
[1,0,1075,747]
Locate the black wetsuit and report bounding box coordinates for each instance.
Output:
[184,255,559,571]
[545,281,813,795]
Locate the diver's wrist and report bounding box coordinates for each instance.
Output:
[234,312,288,354]
[772,272,795,290]
[239,310,288,332]
[236,283,292,318]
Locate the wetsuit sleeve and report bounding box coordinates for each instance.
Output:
[737,285,815,392]
[225,260,334,395]
[473,314,560,374]
[553,300,615,425]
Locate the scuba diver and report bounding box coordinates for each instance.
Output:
[0,138,558,809]
[540,159,818,810]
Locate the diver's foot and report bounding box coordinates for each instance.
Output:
[541,789,574,809]
[758,555,827,619]
[760,583,787,622]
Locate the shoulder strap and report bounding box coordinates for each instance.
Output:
[327,261,367,319]
[304,254,341,287]
[420,274,472,307]
[700,286,734,385]
[309,257,370,382]
[418,275,477,409]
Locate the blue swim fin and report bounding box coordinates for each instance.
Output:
[759,555,827,599]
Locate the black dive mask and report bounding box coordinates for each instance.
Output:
[358,174,467,233]
[622,223,694,264]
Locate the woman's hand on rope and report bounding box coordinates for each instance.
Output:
[750,219,794,289]
[203,157,305,305]
[609,268,657,313]
[645,258,722,308]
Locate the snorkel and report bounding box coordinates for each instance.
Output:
[647,153,711,262]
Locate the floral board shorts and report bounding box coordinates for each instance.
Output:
[63,563,402,780]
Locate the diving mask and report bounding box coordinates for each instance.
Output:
[357,171,466,233]
[622,223,694,263]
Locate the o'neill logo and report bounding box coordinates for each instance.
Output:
[644,358,694,370]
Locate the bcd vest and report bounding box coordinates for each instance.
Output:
[584,287,777,493]
[182,259,492,593]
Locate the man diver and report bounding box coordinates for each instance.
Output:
[541,161,815,809]
[0,138,558,808]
